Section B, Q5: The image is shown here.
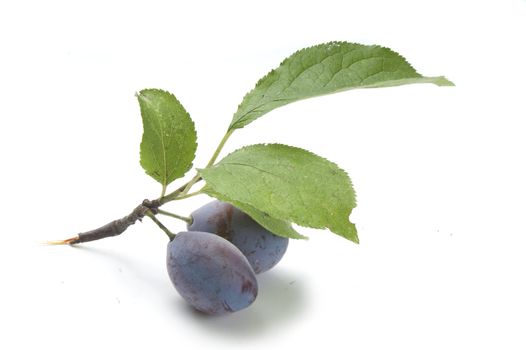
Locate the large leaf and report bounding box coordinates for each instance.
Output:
[204,189,308,239]
[137,89,197,189]
[199,144,358,243]
[229,41,453,130]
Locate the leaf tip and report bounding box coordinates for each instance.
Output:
[339,222,359,244]
[432,76,455,87]
[290,231,309,240]
[136,89,149,103]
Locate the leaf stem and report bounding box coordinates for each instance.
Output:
[157,209,192,224]
[160,178,202,204]
[180,173,201,196]
[160,129,233,203]
[145,211,175,240]
[161,184,167,198]
[206,129,234,168]
[173,190,203,200]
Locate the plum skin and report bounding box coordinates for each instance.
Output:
[166,231,258,315]
[188,200,289,274]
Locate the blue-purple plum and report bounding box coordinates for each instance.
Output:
[188,200,289,274]
[166,231,258,315]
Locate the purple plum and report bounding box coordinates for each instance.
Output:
[188,200,289,274]
[166,231,258,315]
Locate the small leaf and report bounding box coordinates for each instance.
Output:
[229,41,453,130]
[204,189,308,239]
[137,89,197,188]
[199,144,358,243]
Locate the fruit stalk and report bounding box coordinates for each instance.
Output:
[145,211,175,240]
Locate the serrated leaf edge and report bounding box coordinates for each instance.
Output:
[199,143,359,243]
[202,187,309,240]
[137,88,198,187]
[229,41,453,130]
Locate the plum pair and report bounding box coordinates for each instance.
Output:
[166,201,289,315]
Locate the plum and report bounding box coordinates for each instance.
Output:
[188,200,289,274]
[166,231,258,315]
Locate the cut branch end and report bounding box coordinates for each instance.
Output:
[45,236,80,245]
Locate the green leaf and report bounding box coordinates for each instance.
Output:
[137,89,197,189]
[229,41,454,130]
[204,189,308,239]
[199,144,358,243]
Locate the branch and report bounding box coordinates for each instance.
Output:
[48,199,161,245]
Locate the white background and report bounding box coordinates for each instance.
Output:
[1,0,526,348]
